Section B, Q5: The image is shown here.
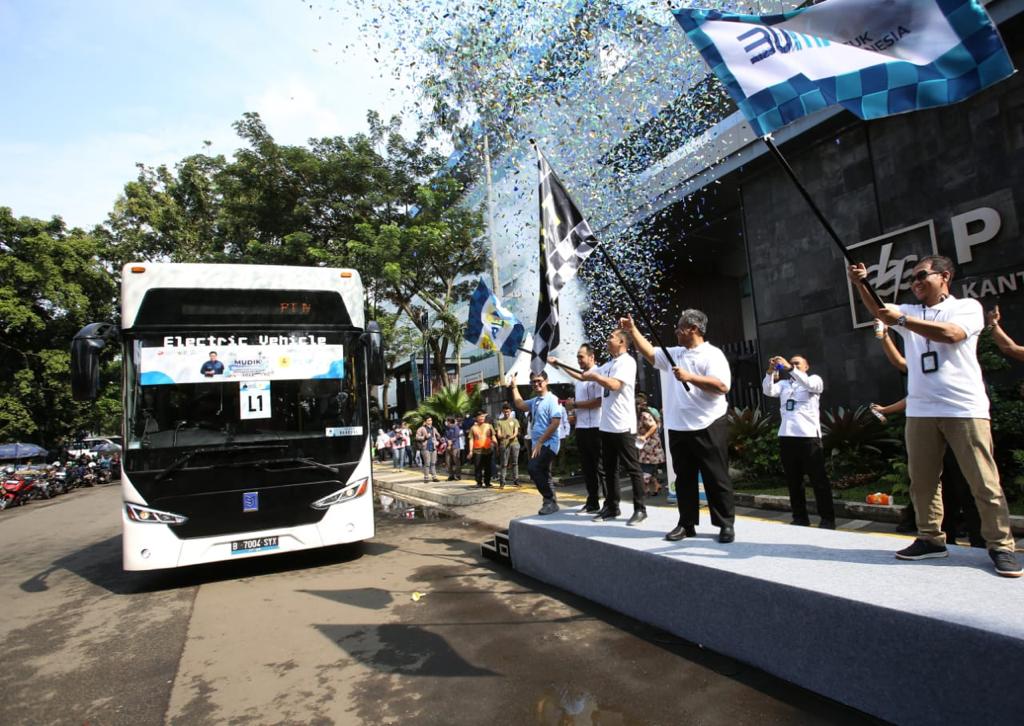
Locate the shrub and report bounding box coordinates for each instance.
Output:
[727,406,782,481]
[821,406,901,488]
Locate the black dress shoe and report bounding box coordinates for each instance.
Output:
[665,525,690,541]
[719,526,735,543]
[626,510,647,526]
[592,508,620,521]
[579,503,600,514]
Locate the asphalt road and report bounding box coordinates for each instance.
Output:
[0,484,876,725]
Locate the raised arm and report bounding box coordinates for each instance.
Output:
[507,373,530,413]
[987,306,1024,362]
[877,325,908,373]
[619,314,656,365]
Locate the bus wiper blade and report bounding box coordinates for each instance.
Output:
[155,444,289,481]
[231,457,341,477]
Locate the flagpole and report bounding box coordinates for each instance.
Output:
[594,246,690,392]
[517,347,583,375]
[529,140,690,392]
[483,132,506,381]
[762,136,885,309]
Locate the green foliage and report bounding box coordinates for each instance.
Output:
[727,406,782,481]
[402,385,481,429]
[876,458,911,503]
[821,405,901,487]
[978,327,1011,374]
[0,208,119,447]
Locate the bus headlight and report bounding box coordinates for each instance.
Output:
[125,502,188,525]
[311,478,369,510]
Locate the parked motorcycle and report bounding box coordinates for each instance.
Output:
[0,468,37,510]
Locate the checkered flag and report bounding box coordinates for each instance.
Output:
[530,145,599,374]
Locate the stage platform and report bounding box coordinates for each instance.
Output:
[507,506,1024,726]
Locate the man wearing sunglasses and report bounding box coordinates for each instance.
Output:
[849,256,1021,577]
[508,370,563,515]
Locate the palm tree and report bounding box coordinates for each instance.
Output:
[402,384,481,429]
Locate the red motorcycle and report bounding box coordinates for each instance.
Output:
[0,469,37,510]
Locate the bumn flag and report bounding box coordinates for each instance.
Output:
[464,277,527,356]
[674,0,1014,137]
[531,146,599,374]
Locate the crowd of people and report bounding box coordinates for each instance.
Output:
[375,254,1023,579]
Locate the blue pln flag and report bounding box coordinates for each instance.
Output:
[674,0,1015,137]
[464,278,526,357]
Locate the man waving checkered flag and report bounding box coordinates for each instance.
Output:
[530,144,599,374]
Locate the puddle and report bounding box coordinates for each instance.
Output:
[376,494,454,522]
[534,686,628,725]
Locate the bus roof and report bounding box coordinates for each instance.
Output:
[121,263,364,329]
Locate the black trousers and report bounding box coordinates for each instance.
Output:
[601,431,645,513]
[575,427,605,507]
[668,416,735,527]
[473,450,493,487]
[779,436,835,523]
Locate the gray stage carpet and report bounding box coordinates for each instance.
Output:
[509,505,1023,726]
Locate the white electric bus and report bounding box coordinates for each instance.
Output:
[71,263,385,571]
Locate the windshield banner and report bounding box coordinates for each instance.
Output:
[139,344,346,385]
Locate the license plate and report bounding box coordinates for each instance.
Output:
[230,536,279,555]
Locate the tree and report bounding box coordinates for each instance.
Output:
[0,208,120,446]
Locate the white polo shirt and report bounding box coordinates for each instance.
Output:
[598,352,637,434]
[653,344,731,432]
[762,369,823,438]
[573,366,602,429]
[891,295,989,418]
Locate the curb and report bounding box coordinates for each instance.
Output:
[735,492,1024,535]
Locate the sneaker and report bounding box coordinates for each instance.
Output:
[579,503,600,514]
[538,499,559,515]
[989,549,1024,578]
[895,538,949,560]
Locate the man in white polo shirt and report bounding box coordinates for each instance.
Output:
[621,309,735,543]
[565,328,646,525]
[763,354,836,529]
[564,343,605,513]
[850,255,1021,577]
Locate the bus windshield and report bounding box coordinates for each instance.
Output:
[125,331,366,459]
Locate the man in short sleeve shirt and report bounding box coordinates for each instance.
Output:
[509,370,562,515]
[621,309,736,543]
[569,344,605,512]
[850,255,1020,576]
[577,329,646,525]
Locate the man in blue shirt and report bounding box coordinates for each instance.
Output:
[200,351,224,377]
[508,370,562,515]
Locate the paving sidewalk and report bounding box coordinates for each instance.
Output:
[371,463,914,541]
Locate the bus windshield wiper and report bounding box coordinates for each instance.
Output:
[229,457,341,478]
[155,444,289,481]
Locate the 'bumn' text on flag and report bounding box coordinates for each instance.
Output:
[674,0,1014,137]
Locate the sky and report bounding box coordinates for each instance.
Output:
[0,0,409,229]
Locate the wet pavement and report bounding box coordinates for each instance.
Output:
[0,477,881,725]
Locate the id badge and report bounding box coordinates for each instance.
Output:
[921,351,939,374]
[785,399,796,411]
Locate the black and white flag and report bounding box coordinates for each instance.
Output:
[530,146,600,374]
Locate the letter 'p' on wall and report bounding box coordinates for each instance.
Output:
[952,207,1001,264]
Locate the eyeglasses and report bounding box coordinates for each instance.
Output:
[910,269,942,283]
[530,379,545,385]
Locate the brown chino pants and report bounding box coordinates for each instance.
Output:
[905,417,1014,552]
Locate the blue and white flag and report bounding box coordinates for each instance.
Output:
[674,0,1014,137]
[464,278,526,357]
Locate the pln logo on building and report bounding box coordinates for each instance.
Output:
[846,220,938,329]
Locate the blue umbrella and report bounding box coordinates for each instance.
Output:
[0,443,48,460]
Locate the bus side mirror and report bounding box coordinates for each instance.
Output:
[366,321,385,387]
[71,323,118,401]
